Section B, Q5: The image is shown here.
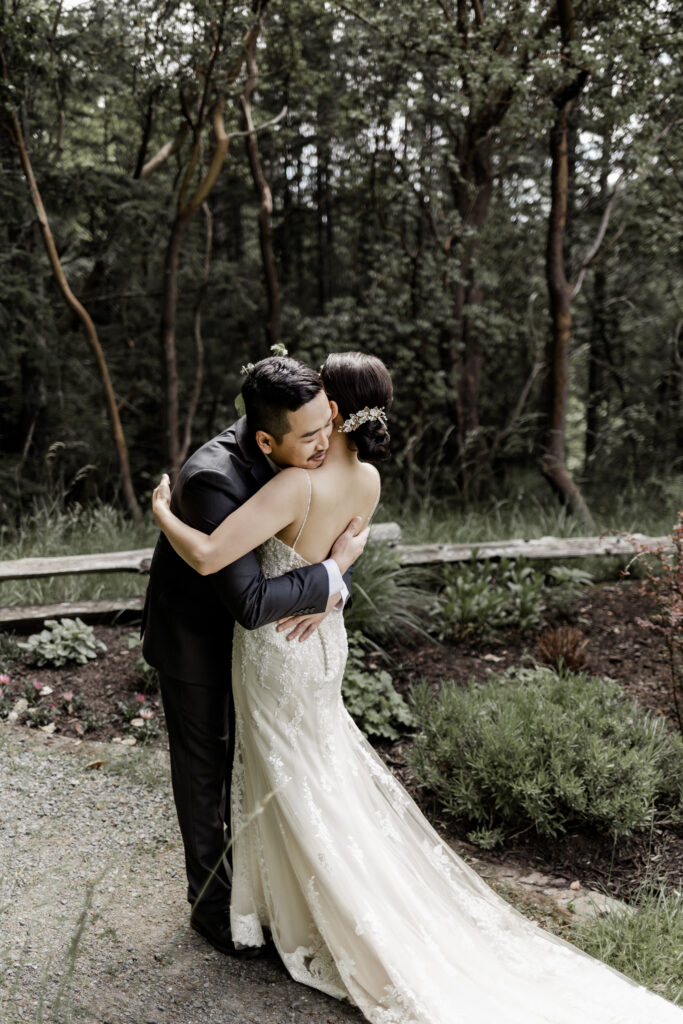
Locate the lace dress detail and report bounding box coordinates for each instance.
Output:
[230,537,683,1024]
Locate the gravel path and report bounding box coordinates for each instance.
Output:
[1,723,623,1024]
[0,724,363,1024]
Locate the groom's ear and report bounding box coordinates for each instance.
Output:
[255,430,273,455]
[329,399,338,419]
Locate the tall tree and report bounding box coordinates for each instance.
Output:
[0,20,142,521]
[541,0,594,527]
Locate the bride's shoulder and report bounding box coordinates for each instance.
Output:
[355,461,381,504]
[359,461,381,487]
[266,466,311,499]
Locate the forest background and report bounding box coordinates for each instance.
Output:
[0,0,681,532]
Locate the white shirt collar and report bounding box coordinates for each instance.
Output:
[264,453,280,474]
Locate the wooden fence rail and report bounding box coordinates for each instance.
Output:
[0,526,670,628]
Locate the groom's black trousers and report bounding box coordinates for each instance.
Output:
[158,671,235,914]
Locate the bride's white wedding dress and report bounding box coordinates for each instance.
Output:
[230,535,682,1024]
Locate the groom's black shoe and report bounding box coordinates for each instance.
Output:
[190,907,264,959]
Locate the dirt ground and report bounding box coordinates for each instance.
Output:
[2,579,681,902]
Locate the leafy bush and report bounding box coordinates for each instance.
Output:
[572,887,683,1005]
[437,557,546,639]
[18,617,107,667]
[545,564,595,618]
[344,541,437,647]
[342,631,414,741]
[409,667,683,847]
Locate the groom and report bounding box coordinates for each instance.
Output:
[142,356,367,957]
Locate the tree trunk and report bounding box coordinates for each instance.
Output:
[160,209,192,475]
[241,21,281,347]
[178,202,212,466]
[152,11,256,473]
[4,104,142,521]
[542,103,594,528]
[315,92,333,314]
[442,136,495,502]
[583,133,611,473]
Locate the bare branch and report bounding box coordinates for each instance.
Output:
[179,202,212,465]
[241,19,281,345]
[331,0,382,30]
[226,106,288,140]
[184,98,231,212]
[494,360,544,449]
[139,125,188,179]
[571,171,624,299]
[435,0,453,21]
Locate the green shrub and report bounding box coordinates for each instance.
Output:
[545,564,595,618]
[572,887,683,1005]
[345,541,437,647]
[18,617,107,667]
[342,631,414,741]
[437,557,546,639]
[409,667,683,847]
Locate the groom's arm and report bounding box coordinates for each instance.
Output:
[177,469,355,631]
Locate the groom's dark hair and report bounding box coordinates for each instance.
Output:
[242,356,323,442]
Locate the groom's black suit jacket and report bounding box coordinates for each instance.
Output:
[141,416,332,686]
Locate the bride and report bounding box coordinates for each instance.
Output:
[152,352,682,1024]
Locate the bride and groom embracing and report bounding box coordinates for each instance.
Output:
[143,353,682,1024]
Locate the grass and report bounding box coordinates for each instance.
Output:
[570,886,683,1005]
[385,474,683,549]
[488,877,683,1007]
[0,501,157,608]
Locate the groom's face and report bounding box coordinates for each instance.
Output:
[256,391,337,470]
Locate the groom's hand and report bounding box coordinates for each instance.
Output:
[276,609,330,642]
[330,516,370,576]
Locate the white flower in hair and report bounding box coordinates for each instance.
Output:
[339,406,388,433]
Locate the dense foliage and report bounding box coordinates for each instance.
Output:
[1,1,681,523]
[342,630,413,741]
[409,667,683,847]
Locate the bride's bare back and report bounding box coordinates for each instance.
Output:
[274,455,380,565]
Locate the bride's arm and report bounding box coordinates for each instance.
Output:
[152,468,308,575]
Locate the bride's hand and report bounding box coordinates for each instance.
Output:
[152,473,171,525]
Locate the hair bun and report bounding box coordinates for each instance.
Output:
[352,419,391,463]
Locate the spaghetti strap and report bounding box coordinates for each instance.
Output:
[291,470,312,551]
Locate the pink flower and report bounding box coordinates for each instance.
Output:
[33,680,44,691]
[139,708,155,720]
[0,673,10,686]
[62,691,73,702]
[135,693,146,703]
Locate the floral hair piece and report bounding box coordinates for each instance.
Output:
[240,362,255,376]
[338,406,388,434]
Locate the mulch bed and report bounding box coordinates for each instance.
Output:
[1,578,680,901]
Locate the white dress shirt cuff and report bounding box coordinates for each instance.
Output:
[322,558,349,609]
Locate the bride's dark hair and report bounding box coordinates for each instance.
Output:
[321,352,392,463]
